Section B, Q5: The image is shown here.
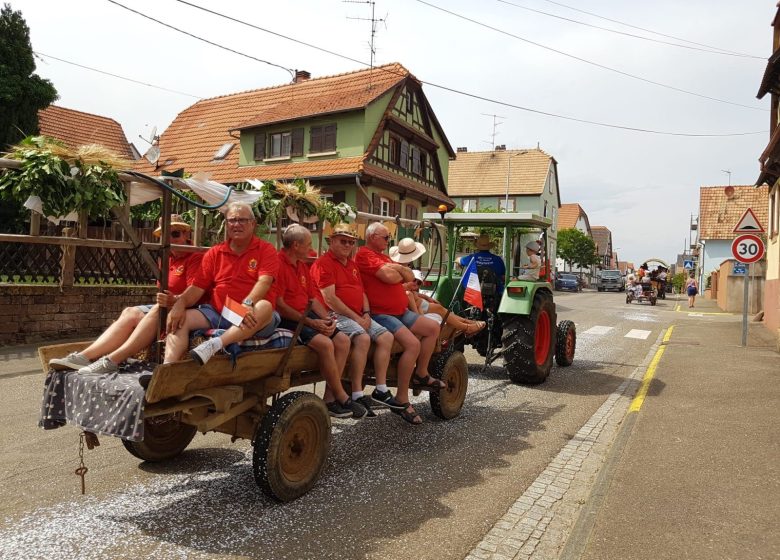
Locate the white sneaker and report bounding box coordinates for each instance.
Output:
[77,356,119,375]
[49,352,91,371]
[190,338,221,366]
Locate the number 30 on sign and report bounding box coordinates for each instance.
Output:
[731,234,765,264]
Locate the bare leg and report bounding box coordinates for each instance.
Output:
[308,334,349,403]
[410,316,439,379]
[372,331,393,386]
[164,309,209,363]
[392,327,420,404]
[107,306,161,364]
[81,306,145,361]
[347,333,370,395]
[333,332,349,379]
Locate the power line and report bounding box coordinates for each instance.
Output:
[416,0,767,112]
[495,0,763,59]
[105,0,295,78]
[34,51,203,99]
[106,0,768,137]
[537,0,762,59]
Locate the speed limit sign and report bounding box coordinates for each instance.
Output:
[731,234,765,264]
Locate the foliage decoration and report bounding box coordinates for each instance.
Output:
[254,178,353,227]
[0,135,128,218]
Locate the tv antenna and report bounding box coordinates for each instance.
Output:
[481,113,505,150]
[345,1,387,89]
[139,125,160,165]
[721,169,732,186]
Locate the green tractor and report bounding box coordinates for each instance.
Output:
[420,211,576,384]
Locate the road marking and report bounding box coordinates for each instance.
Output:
[624,329,651,340]
[629,326,674,412]
[582,325,613,335]
[674,304,681,311]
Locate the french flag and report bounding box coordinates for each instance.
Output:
[463,258,483,310]
[221,296,249,327]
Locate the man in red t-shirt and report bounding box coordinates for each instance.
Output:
[50,215,204,373]
[276,224,369,419]
[310,224,400,415]
[355,222,442,425]
[165,202,280,365]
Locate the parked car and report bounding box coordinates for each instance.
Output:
[555,273,581,292]
[596,270,625,292]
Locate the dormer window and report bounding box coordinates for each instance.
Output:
[213,142,234,160]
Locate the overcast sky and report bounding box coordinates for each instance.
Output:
[9,0,773,265]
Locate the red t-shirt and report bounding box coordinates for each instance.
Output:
[275,250,317,314]
[193,236,278,311]
[354,246,408,315]
[165,252,203,296]
[310,251,364,315]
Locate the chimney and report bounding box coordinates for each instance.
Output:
[456,147,468,153]
[293,70,311,83]
[495,144,506,151]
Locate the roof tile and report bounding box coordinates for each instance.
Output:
[698,185,769,239]
[38,105,134,159]
[448,149,554,196]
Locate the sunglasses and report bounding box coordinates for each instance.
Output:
[226,217,253,225]
[170,230,184,238]
[336,238,356,246]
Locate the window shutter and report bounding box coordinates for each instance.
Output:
[391,200,399,217]
[254,132,265,161]
[372,193,380,213]
[411,146,421,175]
[419,152,427,178]
[291,127,304,157]
[310,126,322,153]
[323,124,337,152]
[332,191,346,204]
[400,140,409,170]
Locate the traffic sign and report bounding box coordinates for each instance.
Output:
[683,260,694,270]
[733,208,764,233]
[731,234,765,264]
[732,262,747,275]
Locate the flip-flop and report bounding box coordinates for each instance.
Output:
[411,374,446,391]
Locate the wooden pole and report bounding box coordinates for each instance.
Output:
[157,189,172,363]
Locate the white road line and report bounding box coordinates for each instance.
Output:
[624,329,651,340]
[582,325,613,335]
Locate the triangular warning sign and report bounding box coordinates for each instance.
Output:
[733,208,764,233]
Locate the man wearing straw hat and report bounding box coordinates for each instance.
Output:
[49,215,204,373]
[310,223,397,418]
[355,222,442,426]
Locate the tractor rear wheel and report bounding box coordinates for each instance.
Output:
[501,291,556,384]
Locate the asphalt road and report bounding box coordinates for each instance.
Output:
[0,290,682,559]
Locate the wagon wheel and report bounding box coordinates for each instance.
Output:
[252,392,330,502]
[429,350,468,419]
[555,320,576,367]
[122,415,197,462]
[502,291,556,385]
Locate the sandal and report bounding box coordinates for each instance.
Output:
[464,321,487,337]
[396,402,422,425]
[411,374,446,391]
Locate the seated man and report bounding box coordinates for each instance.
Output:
[276,224,367,419]
[49,215,203,373]
[310,224,398,417]
[458,234,506,293]
[165,202,280,365]
[516,240,541,280]
[355,223,443,426]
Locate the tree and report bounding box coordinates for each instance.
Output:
[557,228,599,279]
[0,3,58,150]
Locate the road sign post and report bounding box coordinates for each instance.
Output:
[730,235,764,347]
[742,265,750,347]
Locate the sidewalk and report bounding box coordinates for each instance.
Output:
[566,297,780,559]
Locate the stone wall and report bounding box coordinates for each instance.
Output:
[0,285,157,346]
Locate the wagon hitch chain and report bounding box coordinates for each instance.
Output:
[75,431,100,495]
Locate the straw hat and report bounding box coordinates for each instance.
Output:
[390,237,427,263]
[475,234,493,250]
[328,223,358,240]
[526,240,541,252]
[153,214,191,238]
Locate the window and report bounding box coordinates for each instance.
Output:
[380,197,391,217]
[462,198,477,212]
[544,200,548,217]
[269,131,292,158]
[405,205,419,220]
[253,133,265,160]
[310,123,337,153]
[389,136,400,166]
[406,91,414,114]
[213,142,234,160]
[410,147,427,178]
[770,186,779,238]
[499,198,516,212]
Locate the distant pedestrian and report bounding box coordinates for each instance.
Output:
[686,273,698,308]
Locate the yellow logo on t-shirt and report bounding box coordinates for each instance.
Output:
[248,258,258,273]
[352,268,358,278]
[173,265,184,276]
[300,275,307,287]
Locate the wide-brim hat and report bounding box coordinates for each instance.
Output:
[475,234,493,250]
[328,223,358,240]
[526,240,541,252]
[389,237,427,263]
[153,214,192,238]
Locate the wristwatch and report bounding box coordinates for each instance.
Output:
[242,297,254,306]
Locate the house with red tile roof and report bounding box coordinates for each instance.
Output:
[38,105,135,160]
[447,146,561,263]
[135,63,455,221]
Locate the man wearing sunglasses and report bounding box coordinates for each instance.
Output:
[165,202,280,365]
[49,215,204,373]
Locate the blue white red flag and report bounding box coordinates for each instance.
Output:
[463,258,483,310]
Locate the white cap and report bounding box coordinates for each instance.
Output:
[412,269,424,282]
[526,240,540,252]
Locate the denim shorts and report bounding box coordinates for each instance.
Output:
[196,304,280,337]
[334,314,388,340]
[279,311,340,345]
[372,309,420,334]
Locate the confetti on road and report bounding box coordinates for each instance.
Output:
[582,326,613,335]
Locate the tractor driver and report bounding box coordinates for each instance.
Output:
[457,233,506,294]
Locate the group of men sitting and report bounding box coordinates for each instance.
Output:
[50,201,486,426]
